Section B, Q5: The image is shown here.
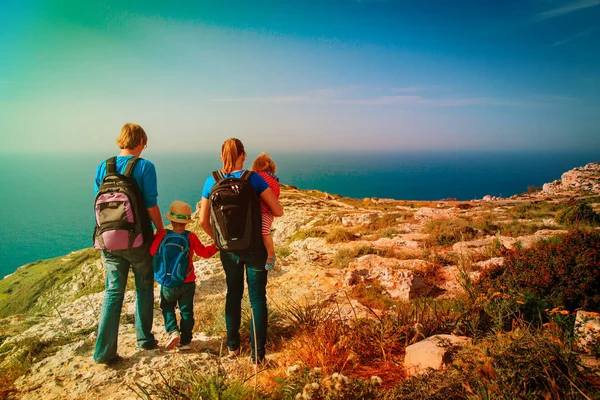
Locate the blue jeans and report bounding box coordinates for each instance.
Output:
[94,245,155,363]
[160,282,196,344]
[220,248,268,363]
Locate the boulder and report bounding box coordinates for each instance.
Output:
[345,255,428,300]
[574,311,600,353]
[404,334,471,376]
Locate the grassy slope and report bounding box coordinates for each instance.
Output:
[0,248,100,318]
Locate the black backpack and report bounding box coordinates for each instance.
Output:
[93,156,153,251]
[209,170,263,253]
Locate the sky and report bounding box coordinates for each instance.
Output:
[1,0,599,153]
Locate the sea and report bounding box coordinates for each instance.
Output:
[0,150,597,278]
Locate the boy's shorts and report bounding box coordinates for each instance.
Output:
[261,212,274,236]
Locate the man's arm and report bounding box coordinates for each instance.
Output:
[147,205,165,232]
[199,197,214,238]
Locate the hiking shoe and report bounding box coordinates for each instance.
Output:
[228,348,240,358]
[107,354,125,366]
[251,354,266,365]
[178,341,191,350]
[265,256,277,271]
[95,354,124,366]
[166,331,180,349]
[139,339,159,350]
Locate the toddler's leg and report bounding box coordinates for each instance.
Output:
[263,233,275,259]
[261,212,276,270]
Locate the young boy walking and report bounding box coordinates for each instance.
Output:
[150,201,217,348]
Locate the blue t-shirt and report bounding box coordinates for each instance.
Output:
[94,156,159,208]
[202,170,269,199]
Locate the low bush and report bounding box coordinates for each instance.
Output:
[133,360,258,400]
[289,228,327,242]
[275,246,292,259]
[325,228,356,244]
[361,212,413,233]
[555,202,600,227]
[349,281,396,310]
[478,229,600,311]
[497,221,555,237]
[510,201,563,220]
[274,365,382,399]
[424,218,479,246]
[332,245,396,268]
[384,327,596,400]
[332,246,378,268]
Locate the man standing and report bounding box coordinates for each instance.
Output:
[93,123,165,364]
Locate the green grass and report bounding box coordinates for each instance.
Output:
[289,228,327,242]
[0,248,100,318]
[275,245,292,259]
[509,201,565,220]
[325,228,357,244]
[424,218,479,246]
[498,221,557,237]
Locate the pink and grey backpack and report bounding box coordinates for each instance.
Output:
[93,156,152,251]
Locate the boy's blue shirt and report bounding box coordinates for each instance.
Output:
[201,170,269,199]
[94,156,159,208]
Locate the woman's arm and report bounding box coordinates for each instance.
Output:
[260,188,283,217]
[199,197,214,238]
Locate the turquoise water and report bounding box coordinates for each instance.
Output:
[0,150,597,277]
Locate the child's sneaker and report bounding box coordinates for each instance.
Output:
[166,331,180,349]
[265,256,277,271]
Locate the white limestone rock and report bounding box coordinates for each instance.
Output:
[404,334,471,376]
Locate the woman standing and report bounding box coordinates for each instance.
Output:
[199,138,283,364]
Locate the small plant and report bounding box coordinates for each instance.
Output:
[527,185,542,194]
[289,228,327,242]
[332,245,378,268]
[424,218,479,246]
[133,359,258,400]
[497,220,555,237]
[274,364,383,399]
[349,281,396,310]
[360,213,414,234]
[555,201,600,227]
[275,246,292,259]
[325,228,357,244]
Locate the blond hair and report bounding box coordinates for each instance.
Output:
[116,123,147,150]
[221,138,245,173]
[252,152,276,174]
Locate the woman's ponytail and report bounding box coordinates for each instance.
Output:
[221,138,245,173]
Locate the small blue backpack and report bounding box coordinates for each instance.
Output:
[153,230,191,288]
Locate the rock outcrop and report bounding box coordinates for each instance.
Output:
[542,162,600,195]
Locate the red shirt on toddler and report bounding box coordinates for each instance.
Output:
[150,231,217,283]
[256,171,280,215]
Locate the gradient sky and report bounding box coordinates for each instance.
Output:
[1,0,599,152]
